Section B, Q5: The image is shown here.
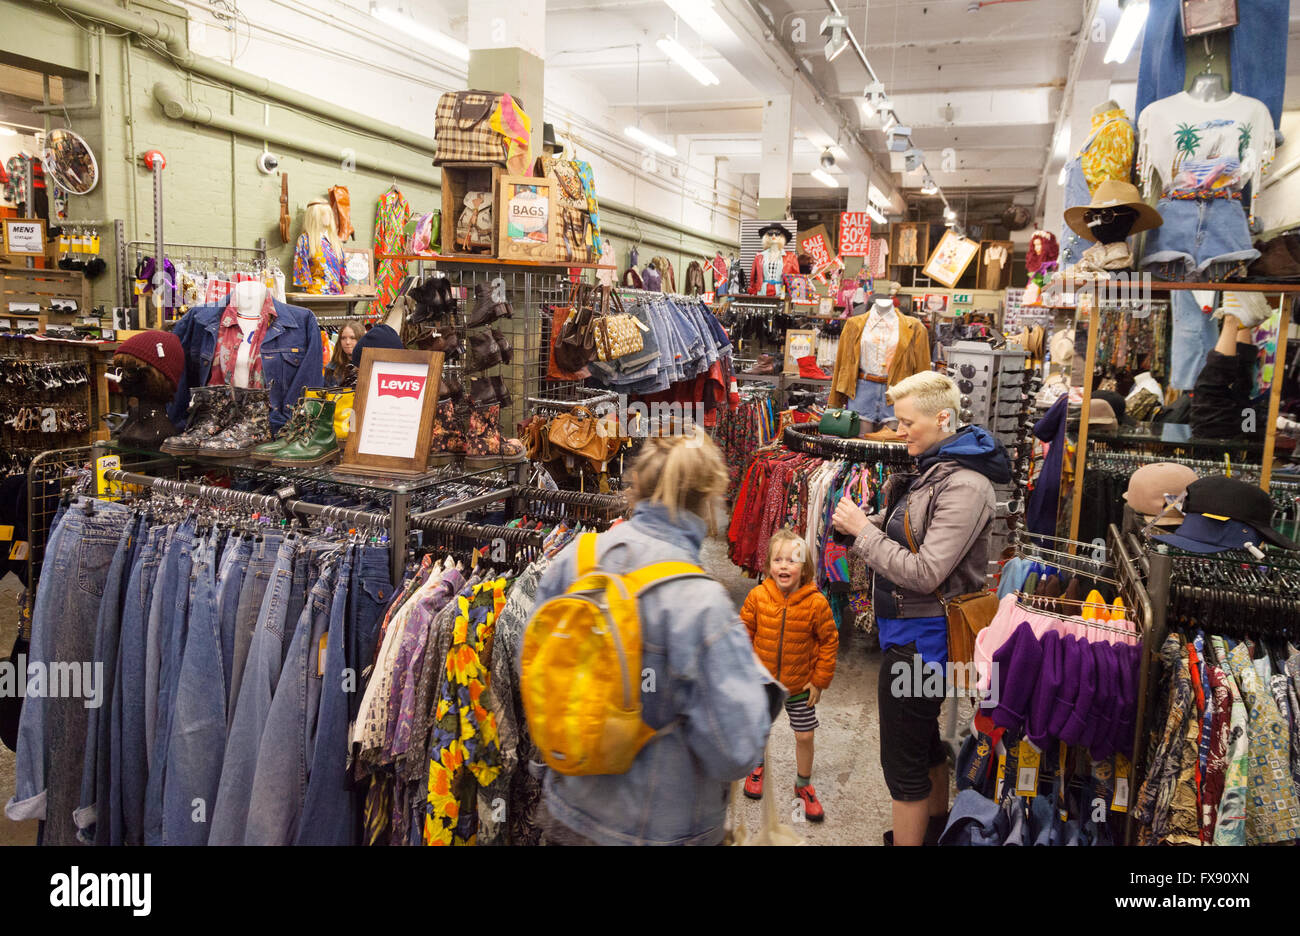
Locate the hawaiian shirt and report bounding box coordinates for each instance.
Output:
[208,293,276,388]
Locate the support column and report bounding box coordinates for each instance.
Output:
[467,0,546,164]
[757,93,794,220]
[843,170,870,278]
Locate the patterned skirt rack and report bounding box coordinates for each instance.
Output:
[1131,548,1300,847]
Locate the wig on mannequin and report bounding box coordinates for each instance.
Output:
[305,200,343,257]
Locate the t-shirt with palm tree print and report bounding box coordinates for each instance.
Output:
[1137,92,1274,204]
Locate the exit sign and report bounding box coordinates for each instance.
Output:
[953,293,972,304]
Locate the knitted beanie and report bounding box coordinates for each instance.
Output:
[116,330,183,390]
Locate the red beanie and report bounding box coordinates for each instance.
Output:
[116,330,184,391]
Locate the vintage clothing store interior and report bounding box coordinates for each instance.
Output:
[0,0,1299,851]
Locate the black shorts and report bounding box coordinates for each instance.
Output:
[877,642,948,802]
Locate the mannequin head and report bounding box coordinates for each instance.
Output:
[1084,205,1139,245]
[305,200,342,257]
[886,371,961,457]
[758,223,792,256]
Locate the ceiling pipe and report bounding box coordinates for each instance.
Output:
[152,82,440,186]
[33,0,441,156]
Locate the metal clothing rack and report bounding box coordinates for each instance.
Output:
[781,425,914,464]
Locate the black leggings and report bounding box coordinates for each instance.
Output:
[878,643,948,802]
[1191,342,1261,439]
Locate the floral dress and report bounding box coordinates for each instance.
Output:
[373,187,412,317]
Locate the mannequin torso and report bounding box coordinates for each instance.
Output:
[231,281,268,388]
[1187,72,1229,103]
[860,300,899,378]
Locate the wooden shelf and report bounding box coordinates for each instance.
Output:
[375,253,615,270]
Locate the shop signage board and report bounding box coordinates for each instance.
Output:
[798,225,835,270]
[338,349,443,477]
[4,219,46,256]
[497,174,559,262]
[838,212,872,257]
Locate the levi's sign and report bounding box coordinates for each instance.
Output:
[376,374,427,400]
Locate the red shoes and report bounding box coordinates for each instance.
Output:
[797,355,830,379]
[744,766,763,800]
[796,784,825,822]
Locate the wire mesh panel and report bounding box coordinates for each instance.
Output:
[25,445,95,615]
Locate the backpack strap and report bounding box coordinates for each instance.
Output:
[624,561,709,594]
[576,532,599,577]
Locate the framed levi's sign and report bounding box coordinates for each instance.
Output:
[838,212,872,257]
[338,349,444,477]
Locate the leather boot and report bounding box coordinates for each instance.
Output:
[412,323,460,360]
[466,329,502,372]
[744,353,779,375]
[198,386,272,459]
[119,402,179,450]
[490,375,513,409]
[272,398,340,467]
[250,396,314,462]
[492,327,513,364]
[464,403,526,467]
[467,282,510,328]
[797,355,830,379]
[428,398,468,467]
[161,385,235,455]
[469,376,498,408]
[438,375,463,402]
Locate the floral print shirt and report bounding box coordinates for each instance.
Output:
[292,233,345,294]
[207,293,276,388]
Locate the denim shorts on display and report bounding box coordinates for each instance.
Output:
[1140,197,1260,275]
[850,378,894,425]
[1169,289,1222,391]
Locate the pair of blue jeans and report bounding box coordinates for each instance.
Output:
[161,529,226,845]
[215,535,252,713]
[143,522,197,845]
[226,533,284,723]
[1136,0,1287,134]
[1169,288,1223,390]
[244,561,337,845]
[108,524,166,845]
[208,536,300,845]
[5,499,131,845]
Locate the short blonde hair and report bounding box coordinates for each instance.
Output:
[767,528,815,585]
[886,370,962,418]
[628,425,728,534]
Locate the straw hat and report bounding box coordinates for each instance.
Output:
[1064,180,1163,243]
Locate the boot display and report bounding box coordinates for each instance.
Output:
[271,397,340,467]
[464,404,526,467]
[438,375,464,402]
[249,397,314,462]
[428,398,468,467]
[466,330,502,372]
[467,282,511,328]
[161,385,236,455]
[744,353,780,375]
[491,327,513,364]
[489,375,514,409]
[468,376,513,409]
[198,386,273,459]
[118,403,178,450]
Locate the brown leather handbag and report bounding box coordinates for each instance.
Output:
[903,507,997,690]
[547,405,622,472]
[554,282,598,373]
[329,185,354,241]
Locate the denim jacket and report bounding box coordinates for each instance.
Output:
[530,501,784,845]
[167,297,324,431]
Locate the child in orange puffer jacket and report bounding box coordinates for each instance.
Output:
[740,528,839,821]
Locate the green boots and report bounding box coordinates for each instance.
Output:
[251,396,340,467]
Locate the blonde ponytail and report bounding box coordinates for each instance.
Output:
[628,425,728,534]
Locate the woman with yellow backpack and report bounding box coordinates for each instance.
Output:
[522,427,784,845]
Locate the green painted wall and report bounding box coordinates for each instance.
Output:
[2,0,738,308]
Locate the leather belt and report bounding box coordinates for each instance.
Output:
[858,371,888,384]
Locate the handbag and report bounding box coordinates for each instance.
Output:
[305,387,356,440]
[456,192,494,252]
[547,404,622,472]
[903,506,997,690]
[433,90,521,166]
[554,283,598,373]
[592,290,644,362]
[819,408,860,438]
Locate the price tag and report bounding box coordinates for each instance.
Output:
[1112,754,1130,813]
[1015,739,1041,796]
[318,633,328,677]
[0,525,12,542]
[995,752,1006,802]
[9,540,29,561]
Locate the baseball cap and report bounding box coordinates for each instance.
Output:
[1123,462,1198,527]
[1152,514,1267,554]
[1181,475,1299,550]
[1087,398,1118,432]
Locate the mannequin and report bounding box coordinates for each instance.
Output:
[829,282,931,436]
[293,199,346,294]
[1091,98,1121,117]
[1187,71,1229,103]
[231,280,268,388]
[749,223,799,297]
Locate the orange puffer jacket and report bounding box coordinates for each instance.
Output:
[741,579,838,692]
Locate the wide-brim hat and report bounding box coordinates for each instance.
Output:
[1064,180,1163,242]
[757,222,793,244]
[541,122,564,156]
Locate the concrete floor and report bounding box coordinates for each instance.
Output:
[0,542,948,848]
[700,536,955,846]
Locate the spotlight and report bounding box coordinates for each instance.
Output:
[820,150,836,170]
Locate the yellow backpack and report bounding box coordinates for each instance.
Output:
[521,532,707,776]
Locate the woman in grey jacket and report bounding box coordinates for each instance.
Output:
[532,427,784,845]
[833,371,1010,846]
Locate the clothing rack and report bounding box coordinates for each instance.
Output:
[781,425,914,464]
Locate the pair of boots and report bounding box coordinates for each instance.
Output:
[161,385,272,459]
[797,355,830,379]
[410,322,461,362]
[467,282,513,328]
[468,375,512,408]
[408,275,455,325]
[744,353,780,375]
[466,328,513,372]
[430,399,526,468]
[251,396,340,467]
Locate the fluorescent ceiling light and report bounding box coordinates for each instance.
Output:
[811,169,840,187]
[656,36,720,86]
[370,4,469,61]
[1104,0,1148,65]
[1058,164,1069,186]
[867,205,886,225]
[625,125,677,157]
